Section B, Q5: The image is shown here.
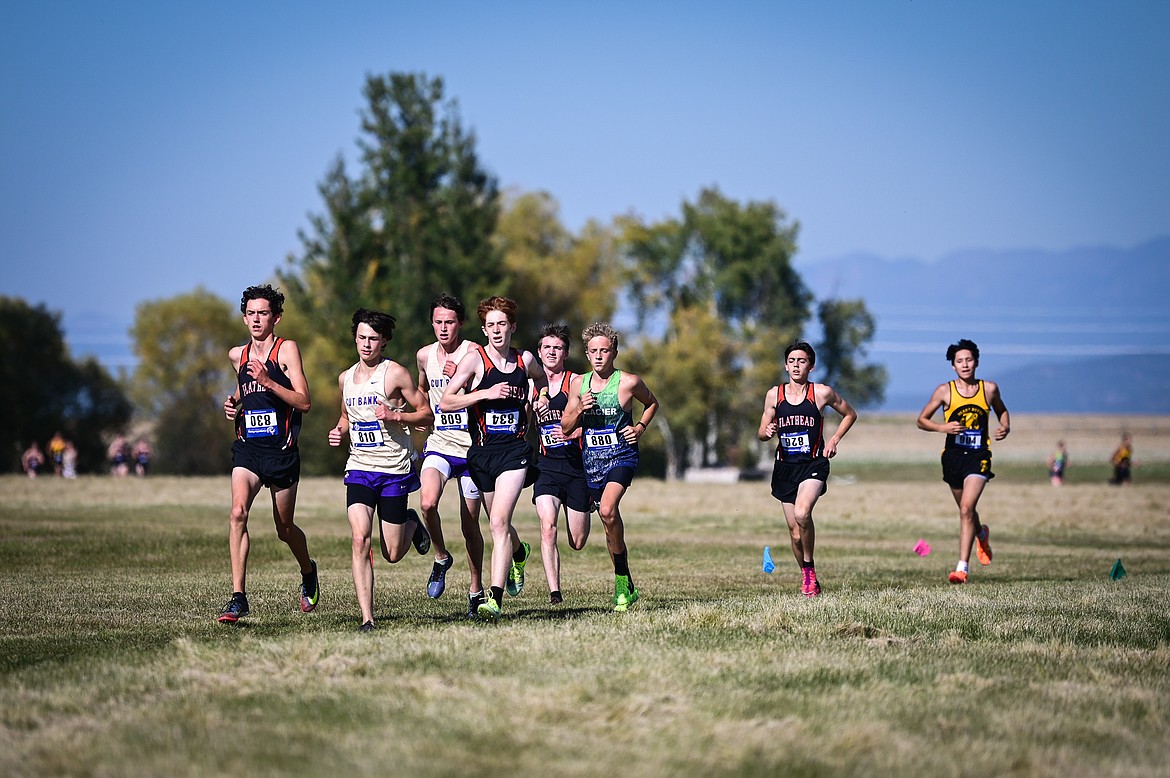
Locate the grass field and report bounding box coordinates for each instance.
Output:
[3,415,1169,777]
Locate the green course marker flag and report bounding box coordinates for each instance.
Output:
[1110,559,1127,580]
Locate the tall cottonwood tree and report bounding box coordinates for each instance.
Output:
[280,72,505,474]
[815,298,887,408]
[495,190,621,364]
[621,188,883,478]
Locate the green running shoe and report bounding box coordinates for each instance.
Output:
[506,541,530,597]
[476,597,502,622]
[612,574,639,612]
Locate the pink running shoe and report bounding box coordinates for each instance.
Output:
[801,567,822,597]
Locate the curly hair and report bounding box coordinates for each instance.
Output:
[240,284,284,315]
[946,338,980,366]
[582,321,619,349]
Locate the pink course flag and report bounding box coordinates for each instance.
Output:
[913,539,931,557]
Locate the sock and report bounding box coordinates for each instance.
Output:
[613,550,630,578]
[490,586,504,606]
[512,541,527,562]
[469,589,484,602]
[800,559,815,569]
[957,560,969,574]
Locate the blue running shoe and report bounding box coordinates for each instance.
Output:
[427,555,454,599]
[217,592,249,624]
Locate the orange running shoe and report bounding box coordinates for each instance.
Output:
[975,525,993,565]
[948,570,968,584]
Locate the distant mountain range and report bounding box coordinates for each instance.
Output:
[60,238,1170,413]
[795,238,1170,413]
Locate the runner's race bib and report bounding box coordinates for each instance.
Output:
[585,426,620,449]
[351,420,384,448]
[244,408,278,438]
[485,409,521,435]
[779,431,811,455]
[540,423,570,449]
[435,405,468,431]
[955,430,983,449]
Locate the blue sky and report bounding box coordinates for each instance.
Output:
[2,1,1168,367]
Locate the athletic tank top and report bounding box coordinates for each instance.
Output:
[773,383,824,463]
[537,371,582,464]
[424,340,474,457]
[469,345,530,448]
[580,370,635,453]
[944,380,991,454]
[236,337,300,450]
[342,360,414,474]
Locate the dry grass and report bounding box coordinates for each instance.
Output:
[2,415,1168,777]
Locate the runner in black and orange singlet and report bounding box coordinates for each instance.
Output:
[439,296,548,621]
[530,324,591,605]
[758,341,857,598]
[218,284,319,624]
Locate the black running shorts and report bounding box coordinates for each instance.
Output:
[468,439,533,493]
[532,456,591,513]
[941,449,994,490]
[770,456,830,504]
[231,440,300,489]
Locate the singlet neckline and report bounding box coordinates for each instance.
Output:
[434,340,464,362]
[484,345,521,374]
[546,370,568,398]
[588,370,616,393]
[249,337,279,365]
[782,381,812,405]
[351,358,385,384]
[952,379,981,400]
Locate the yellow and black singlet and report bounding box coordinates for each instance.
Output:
[944,380,991,454]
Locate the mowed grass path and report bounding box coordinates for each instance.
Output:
[2,472,1168,777]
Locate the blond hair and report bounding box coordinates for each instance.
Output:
[582,321,619,349]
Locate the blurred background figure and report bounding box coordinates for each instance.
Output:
[1046,440,1068,486]
[48,431,67,476]
[108,434,131,477]
[21,441,45,478]
[62,441,78,479]
[133,438,152,477]
[1109,433,1133,485]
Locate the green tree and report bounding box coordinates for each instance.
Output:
[624,305,741,479]
[130,288,238,474]
[496,190,621,364]
[815,298,887,408]
[621,188,812,477]
[280,71,504,475]
[0,296,131,473]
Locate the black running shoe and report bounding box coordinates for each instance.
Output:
[467,590,485,619]
[409,510,431,555]
[358,620,376,632]
[217,592,249,624]
[300,560,320,613]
